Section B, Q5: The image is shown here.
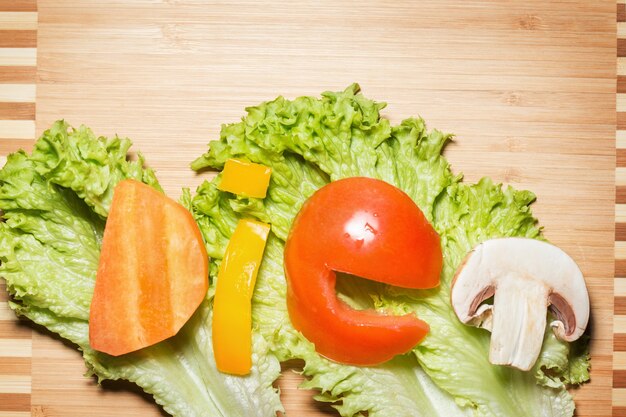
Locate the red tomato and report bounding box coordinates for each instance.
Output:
[284,177,442,366]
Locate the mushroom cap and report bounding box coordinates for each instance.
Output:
[451,237,589,342]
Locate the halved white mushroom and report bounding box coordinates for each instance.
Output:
[450,237,589,371]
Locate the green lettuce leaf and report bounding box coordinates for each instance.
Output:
[0,121,283,417]
[191,85,589,417]
[30,120,162,217]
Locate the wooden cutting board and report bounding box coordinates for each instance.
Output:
[0,0,617,416]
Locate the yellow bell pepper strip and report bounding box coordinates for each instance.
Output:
[212,218,271,375]
[217,159,272,198]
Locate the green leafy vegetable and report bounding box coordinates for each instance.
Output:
[0,85,590,417]
[191,84,590,417]
[0,121,283,417]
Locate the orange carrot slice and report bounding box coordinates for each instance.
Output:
[89,179,209,356]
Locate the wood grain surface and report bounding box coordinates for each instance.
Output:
[614,2,626,416]
[0,0,36,416]
[0,0,618,416]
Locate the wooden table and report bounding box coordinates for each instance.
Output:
[0,0,617,415]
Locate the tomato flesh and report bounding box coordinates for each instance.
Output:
[284,177,442,365]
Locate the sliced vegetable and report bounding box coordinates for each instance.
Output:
[284,177,442,366]
[451,237,590,371]
[89,179,209,356]
[218,159,272,198]
[213,218,271,375]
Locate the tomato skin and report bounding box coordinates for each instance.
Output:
[284,177,442,365]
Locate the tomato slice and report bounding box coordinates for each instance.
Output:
[284,177,442,365]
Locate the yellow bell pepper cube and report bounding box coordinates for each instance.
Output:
[212,218,271,375]
[217,159,272,199]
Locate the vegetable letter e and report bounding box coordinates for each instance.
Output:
[284,177,442,366]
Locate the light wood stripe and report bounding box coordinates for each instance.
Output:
[619,57,626,76]
[617,389,626,407]
[617,205,626,223]
[0,413,29,417]
[0,47,35,66]
[618,168,626,187]
[0,374,30,393]
[615,315,626,334]
[618,131,626,148]
[0,84,35,102]
[617,278,626,297]
[619,94,626,113]
[0,338,31,357]
[0,302,16,321]
[0,120,34,139]
[615,352,626,370]
[0,12,36,30]
[618,241,626,260]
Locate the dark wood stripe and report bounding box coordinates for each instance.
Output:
[0,0,37,12]
[0,357,30,375]
[618,113,626,130]
[0,321,31,339]
[619,0,625,397]
[616,297,626,315]
[619,76,626,94]
[616,370,626,388]
[615,407,626,417]
[0,393,30,412]
[617,223,626,241]
[0,102,35,120]
[619,39,626,58]
[618,149,626,167]
[0,30,36,48]
[0,138,34,154]
[615,333,626,351]
[0,67,36,84]
[618,186,626,204]
[617,260,626,277]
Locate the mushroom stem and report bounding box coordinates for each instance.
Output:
[489,275,549,371]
